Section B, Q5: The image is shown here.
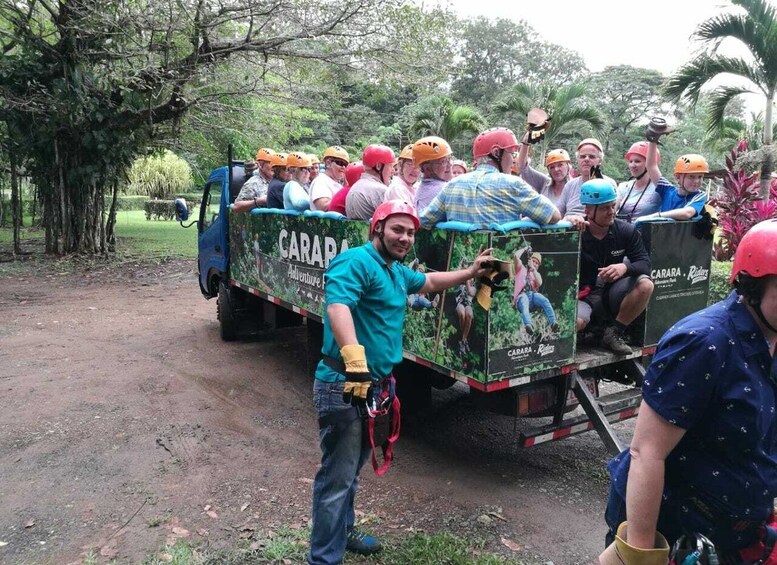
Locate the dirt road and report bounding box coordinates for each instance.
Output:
[0,259,633,564]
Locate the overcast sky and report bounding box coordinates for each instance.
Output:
[442,0,771,113]
[445,0,744,75]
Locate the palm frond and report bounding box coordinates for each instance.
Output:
[665,54,765,103]
[705,85,756,134]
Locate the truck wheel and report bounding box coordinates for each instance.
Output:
[217,281,237,342]
[394,360,432,414]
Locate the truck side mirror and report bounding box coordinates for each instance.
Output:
[175,198,189,222]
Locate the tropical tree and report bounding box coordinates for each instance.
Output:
[406,96,486,156]
[492,82,604,160]
[0,0,452,255]
[665,0,777,199]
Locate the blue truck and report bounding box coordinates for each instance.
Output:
[177,152,713,455]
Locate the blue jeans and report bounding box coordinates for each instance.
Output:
[308,379,370,565]
[515,291,556,327]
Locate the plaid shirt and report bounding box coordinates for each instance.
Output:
[419,164,558,228]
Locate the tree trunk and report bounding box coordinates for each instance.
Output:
[760,90,775,200]
[105,179,119,253]
[10,149,21,256]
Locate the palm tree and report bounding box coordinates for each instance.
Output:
[492,82,604,160]
[665,0,777,199]
[407,96,486,151]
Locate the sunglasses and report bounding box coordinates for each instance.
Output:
[331,159,348,167]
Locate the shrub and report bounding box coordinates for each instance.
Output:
[712,140,777,260]
[125,150,193,200]
[708,261,732,305]
[144,199,198,221]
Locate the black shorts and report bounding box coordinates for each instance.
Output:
[578,274,649,324]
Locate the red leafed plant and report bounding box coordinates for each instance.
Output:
[711,140,776,260]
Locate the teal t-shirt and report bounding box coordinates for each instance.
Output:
[315,242,426,382]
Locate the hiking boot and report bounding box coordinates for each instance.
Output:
[602,326,632,355]
[346,529,382,555]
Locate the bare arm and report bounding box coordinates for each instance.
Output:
[232,196,266,214]
[517,138,530,170]
[313,197,331,211]
[624,402,686,548]
[646,141,661,185]
[327,303,358,347]
[419,248,494,294]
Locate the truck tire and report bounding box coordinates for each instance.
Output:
[217,281,238,342]
[394,360,433,414]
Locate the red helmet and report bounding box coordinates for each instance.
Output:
[370,199,420,234]
[344,161,365,187]
[625,141,659,162]
[473,127,520,159]
[730,219,777,283]
[362,144,396,168]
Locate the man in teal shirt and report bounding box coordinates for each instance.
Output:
[308,200,494,565]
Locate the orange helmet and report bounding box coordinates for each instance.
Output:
[399,144,414,161]
[625,141,660,162]
[545,149,571,167]
[270,152,288,168]
[674,154,709,175]
[323,146,350,164]
[412,136,452,166]
[473,127,519,159]
[256,148,276,163]
[308,153,320,165]
[287,152,312,168]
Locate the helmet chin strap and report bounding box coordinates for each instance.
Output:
[633,170,647,181]
[376,226,406,263]
[488,149,505,173]
[588,204,609,228]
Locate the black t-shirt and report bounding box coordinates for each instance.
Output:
[580,219,651,289]
[266,178,286,209]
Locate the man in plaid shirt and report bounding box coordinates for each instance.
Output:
[419,128,561,228]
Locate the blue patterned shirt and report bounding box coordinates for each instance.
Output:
[419,164,559,228]
[608,291,777,550]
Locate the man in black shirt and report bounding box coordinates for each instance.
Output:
[577,179,654,353]
[266,152,292,209]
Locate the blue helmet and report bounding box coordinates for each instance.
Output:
[580,179,617,205]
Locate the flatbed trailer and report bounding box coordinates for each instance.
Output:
[181,159,713,455]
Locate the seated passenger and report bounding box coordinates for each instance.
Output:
[560,138,616,221]
[451,159,468,177]
[328,162,364,215]
[265,153,291,209]
[516,143,585,228]
[636,139,709,221]
[413,136,454,212]
[577,179,654,354]
[419,127,561,228]
[283,152,313,211]
[307,154,320,188]
[233,148,276,214]
[345,145,395,220]
[310,146,349,211]
[384,144,419,203]
[615,141,662,222]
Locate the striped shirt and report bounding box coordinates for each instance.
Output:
[419,164,559,228]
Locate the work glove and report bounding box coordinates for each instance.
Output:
[599,522,670,565]
[645,117,675,144]
[340,344,372,407]
[526,107,551,145]
[692,204,719,241]
[475,270,510,311]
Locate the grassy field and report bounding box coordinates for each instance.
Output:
[0,210,197,260]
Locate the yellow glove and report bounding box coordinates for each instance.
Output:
[340,344,371,403]
[599,522,669,565]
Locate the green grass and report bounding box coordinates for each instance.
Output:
[114,210,197,260]
[137,530,527,565]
